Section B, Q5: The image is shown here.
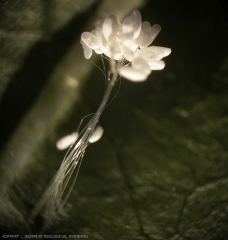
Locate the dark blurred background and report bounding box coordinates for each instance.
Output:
[0,0,228,239]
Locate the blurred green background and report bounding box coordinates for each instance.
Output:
[0,0,228,239]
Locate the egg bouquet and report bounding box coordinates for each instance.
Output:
[31,10,171,230]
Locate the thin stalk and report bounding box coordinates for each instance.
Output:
[90,69,118,124]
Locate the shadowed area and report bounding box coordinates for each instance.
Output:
[0,0,101,150]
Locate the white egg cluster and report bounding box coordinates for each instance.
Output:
[81,10,171,81]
